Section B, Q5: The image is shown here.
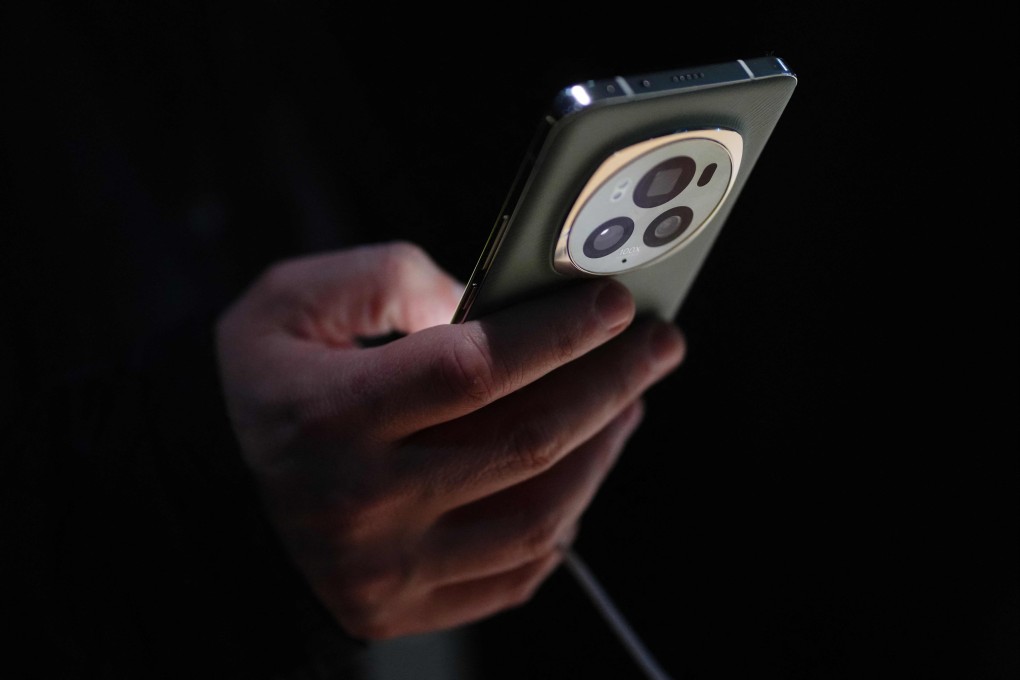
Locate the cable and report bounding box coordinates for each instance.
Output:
[559,546,675,680]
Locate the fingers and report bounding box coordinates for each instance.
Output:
[280,401,647,642]
[298,402,646,642]
[414,401,644,586]
[403,318,684,506]
[346,399,640,639]
[325,277,637,440]
[225,242,641,446]
[340,551,565,640]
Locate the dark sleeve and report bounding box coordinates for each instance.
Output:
[3,317,366,680]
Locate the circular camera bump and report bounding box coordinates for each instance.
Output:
[554,129,742,277]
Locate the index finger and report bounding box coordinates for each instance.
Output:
[339,279,636,440]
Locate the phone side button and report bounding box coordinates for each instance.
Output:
[453,283,479,324]
[481,214,511,272]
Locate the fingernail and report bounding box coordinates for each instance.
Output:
[649,321,685,367]
[596,281,634,331]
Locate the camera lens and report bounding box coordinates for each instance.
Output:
[583,217,634,258]
[633,156,696,209]
[643,206,693,247]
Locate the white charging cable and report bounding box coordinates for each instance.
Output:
[560,547,675,680]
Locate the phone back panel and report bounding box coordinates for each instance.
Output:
[459,59,797,322]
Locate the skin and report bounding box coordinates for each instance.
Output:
[215,241,685,640]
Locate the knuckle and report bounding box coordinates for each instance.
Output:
[503,421,561,476]
[250,258,320,332]
[520,513,563,558]
[373,241,432,290]
[331,558,411,640]
[327,483,406,545]
[257,257,301,297]
[378,240,427,269]
[339,565,402,610]
[435,328,501,406]
[553,320,585,364]
[504,560,554,609]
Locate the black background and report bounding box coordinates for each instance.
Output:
[2,3,1016,679]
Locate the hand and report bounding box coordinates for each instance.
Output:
[215,241,685,640]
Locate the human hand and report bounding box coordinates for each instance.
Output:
[215,241,685,640]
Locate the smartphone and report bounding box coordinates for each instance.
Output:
[452,55,797,324]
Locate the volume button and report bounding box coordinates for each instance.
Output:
[481,214,511,273]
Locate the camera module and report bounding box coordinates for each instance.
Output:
[555,129,742,276]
